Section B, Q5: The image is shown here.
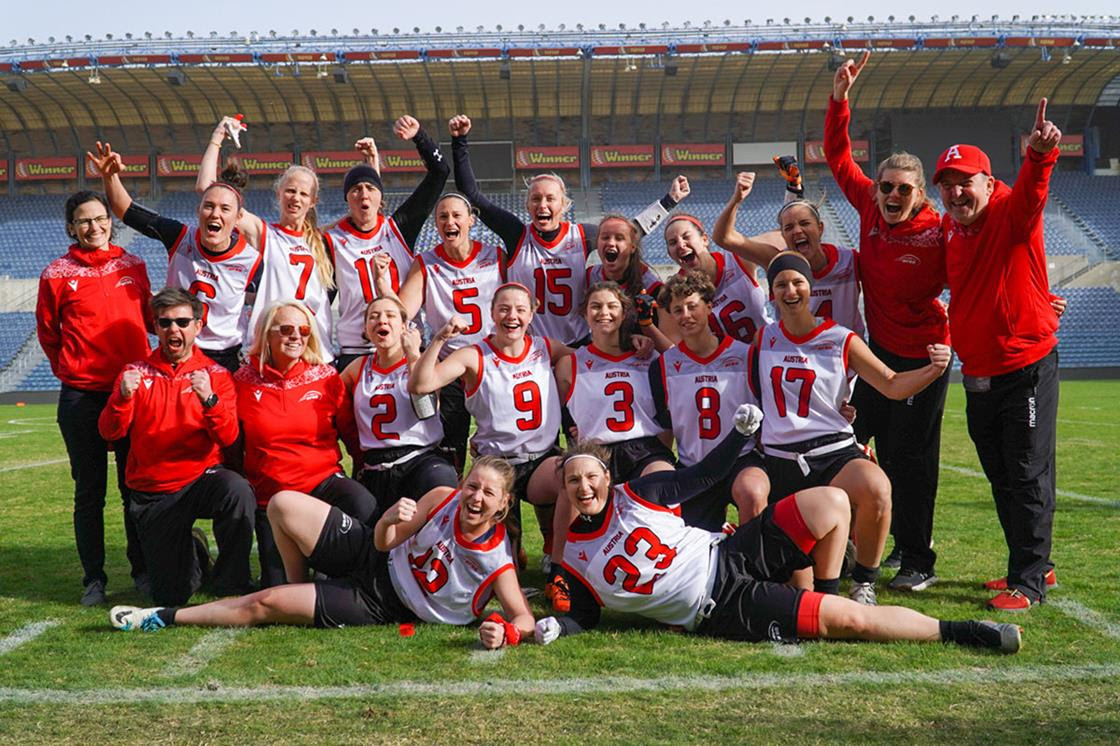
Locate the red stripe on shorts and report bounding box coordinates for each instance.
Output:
[796,590,824,639]
[772,494,816,554]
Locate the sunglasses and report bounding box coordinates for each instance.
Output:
[878,181,916,197]
[156,317,197,329]
[270,324,312,337]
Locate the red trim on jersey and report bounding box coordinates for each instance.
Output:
[483,334,533,364]
[168,224,190,259]
[471,563,515,617]
[340,214,384,239]
[560,561,605,607]
[588,345,635,364]
[796,590,824,639]
[678,334,734,366]
[710,251,727,286]
[416,255,429,296]
[574,222,589,257]
[426,488,458,522]
[622,482,681,516]
[454,505,508,551]
[563,351,577,405]
[435,240,483,268]
[190,228,252,263]
[814,243,840,280]
[779,318,838,345]
[529,221,572,250]
[463,345,485,398]
[565,496,616,542]
[730,253,761,287]
[271,222,304,238]
[368,353,407,376]
[772,494,817,554]
[842,332,855,373]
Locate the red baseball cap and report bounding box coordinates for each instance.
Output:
[933,144,992,184]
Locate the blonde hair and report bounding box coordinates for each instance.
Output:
[874,151,936,217]
[275,165,335,291]
[524,173,573,214]
[248,300,325,372]
[464,456,515,523]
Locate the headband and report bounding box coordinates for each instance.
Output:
[777,199,821,224]
[664,214,706,236]
[561,453,609,472]
[495,281,533,298]
[437,191,474,213]
[205,180,244,210]
[766,251,814,290]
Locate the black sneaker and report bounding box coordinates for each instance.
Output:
[882,545,902,569]
[80,579,107,606]
[889,568,939,592]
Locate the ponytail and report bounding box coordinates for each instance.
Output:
[302,205,335,291]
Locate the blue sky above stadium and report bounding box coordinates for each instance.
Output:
[8,0,1118,42]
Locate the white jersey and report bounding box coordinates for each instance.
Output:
[247,224,334,362]
[388,490,515,625]
[808,244,864,337]
[703,251,773,344]
[561,484,720,629]
[658,336,755,466]
[326,216,414,352]
[352,355,443,451]
[166,228,260,350]
[565,345,663,444]
[585,262,664,298]
[465,335,560,458]
[756,319,857,447]
[505,222,589,344]
[416,241,502,357]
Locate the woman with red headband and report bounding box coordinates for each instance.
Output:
[89,142,259,372]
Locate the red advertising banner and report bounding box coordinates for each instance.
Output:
[300,150,423,174]
[379,149,425,173]
[590,145,654,169]
[15,157,77,181]
[84,154,149,179]
[515,146,580,170]
[227,152,294,175]
[0,162,7,180]
[661,143,726,167]
[156,153,203,177]
[1019,134,1083,157]
[805,139,870,164]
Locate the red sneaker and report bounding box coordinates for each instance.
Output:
[987,589,1034,612]
[545,573,571,614]
[983,568,1057,591]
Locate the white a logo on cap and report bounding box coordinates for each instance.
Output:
[944,145,963,163]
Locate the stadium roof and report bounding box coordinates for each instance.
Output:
[1,20,1118,154]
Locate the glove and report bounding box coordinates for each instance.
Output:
[634,290,657,327]
[773,155,803,198]
[734,403,764,437]
[224,114,247,149]
[535,616,561,645]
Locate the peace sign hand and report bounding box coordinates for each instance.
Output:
[1028,98,1062,153]
[86,141,122,177]
[833,50,870,101]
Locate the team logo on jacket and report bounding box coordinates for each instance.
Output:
[142,379,153,389]
[253,390,263,402]
[895,254,920,266]
[299,391,323,402]
[578,550,589,562]
[67,280,79,292]
[116,277,135,288]
[672,360,682,372]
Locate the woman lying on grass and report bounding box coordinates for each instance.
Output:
[110,458,535,650]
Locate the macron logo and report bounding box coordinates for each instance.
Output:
[142,379,152,389]
[578,550,589,562]
[116,277,135,288]
[67,280,79,292]
[299,391,323,402]
[253,390,263,402]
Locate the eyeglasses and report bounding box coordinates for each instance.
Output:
[878,181,915,197]
[156,317,197,329]
[270,324,312,337]
[72,215,111,229]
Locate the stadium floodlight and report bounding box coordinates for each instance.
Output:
[66,35,72,42]
[6,78,27,93]
[990,50,1012,68]
[166,69,187,86]
[499,60,511,80]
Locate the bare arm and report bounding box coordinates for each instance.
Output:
[374,255,424,320]
[491,569,536,642]
[407,319,478,394]
[197,116,264,246]
[847,335,951,400]
[554,353,574,402]
[374,487,454,551]
[712,172,785,265]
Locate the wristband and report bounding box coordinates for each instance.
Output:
[485,612,520,646]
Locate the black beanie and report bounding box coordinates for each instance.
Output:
[343,165,383,198]
[766,251,813,291]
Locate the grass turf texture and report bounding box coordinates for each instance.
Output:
[1,381,1118,742]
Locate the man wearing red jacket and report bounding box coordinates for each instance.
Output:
[934,99,1062,612]
[99,287,254,607]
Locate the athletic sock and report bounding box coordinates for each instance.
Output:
[156,607,178,627]
[851,563,880,585]
[938,620,1000,649]
[813,577,840,595]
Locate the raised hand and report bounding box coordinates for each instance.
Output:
[1028,98,1062,153]
[448,114,472,138]
[401,324,422,358]
[384,497,417,525]
[731,171,756,204]
[189,370,214,401]
[372,253,393,279]
[119,369,142,399]
[394,115,421,141]
[669,175,691,203]
[833,50,870,101]
[436,315,470,342]
[354,137,380,172]
[773,156,803,196]
[86,141,122,177]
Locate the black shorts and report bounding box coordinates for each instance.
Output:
[358,448,459,506]
[604,436,676,483]
[680,449,765,532]
[765,436,869,503]
[696,504,815,643]
[510,447,562,504]
[309,506,415,628]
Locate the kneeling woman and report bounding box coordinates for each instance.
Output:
[535,412,1019,654]
[110,458,535,649]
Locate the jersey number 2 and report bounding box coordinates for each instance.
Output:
[602,527,677,595]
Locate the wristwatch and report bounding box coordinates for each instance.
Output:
[201,393,219,409]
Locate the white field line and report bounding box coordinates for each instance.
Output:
[0,458,69,473]
[467,647,506,665]
[0,430,35,439]
[1050,599,1120,641]
[161,629,245,678]
[940,464,1120,508]
[0,663,1117,705]
[4,417,57,426]
[770,642,804,658]
[0,620,59,656]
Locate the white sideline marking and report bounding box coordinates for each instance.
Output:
[1050,599,1120,641]
[468,647,506,664]
[940,464,1120,508]
[161,629,245,677]
[0,620,59,655]
[5,417,56,426]
[770,642,804,658]
[0,458,68,473]
[0,663,1117,705]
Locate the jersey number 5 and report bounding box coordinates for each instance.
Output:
[602,527,677,595]
[452,287,483,334]
[532,267,573,315]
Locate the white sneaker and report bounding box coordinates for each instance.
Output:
[734,403,764,437]
[109,605,166,632]
[849,581,878,606]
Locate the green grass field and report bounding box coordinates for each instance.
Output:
[2,381,1119,744]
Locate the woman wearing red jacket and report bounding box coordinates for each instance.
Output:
[824,51,950,592]
[234,300,377,587]
[36,191,152,606]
